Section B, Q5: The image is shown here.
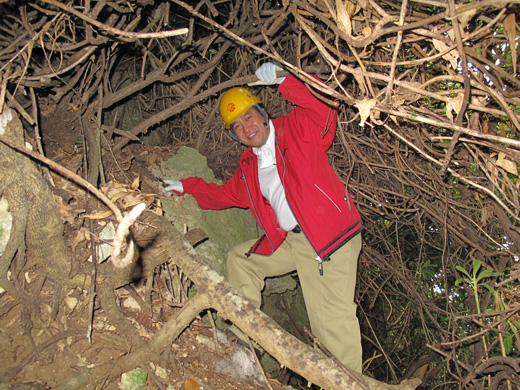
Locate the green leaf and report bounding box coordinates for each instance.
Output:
[476,268,503,284]
[456,265,471,278]
[504,334,513,355]
[477,268,494,281]
[507,319,518,334]
[472,259,482,277]
[481,283,494,294]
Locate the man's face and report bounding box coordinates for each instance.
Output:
[230,107,269,147]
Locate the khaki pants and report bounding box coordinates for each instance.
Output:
[227,232,362,372]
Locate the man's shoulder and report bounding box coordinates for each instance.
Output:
[236,148,257,173]
[239,147,255,163]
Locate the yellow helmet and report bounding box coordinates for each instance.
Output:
[219,87,261,126]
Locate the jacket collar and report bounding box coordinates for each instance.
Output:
[252,120,276,169]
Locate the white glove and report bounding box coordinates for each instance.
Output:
[162,179,184,197]
[253,63,285,85]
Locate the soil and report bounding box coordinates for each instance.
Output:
[0,285,291,389]
[0,108,294,390]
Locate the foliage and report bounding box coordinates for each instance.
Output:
[0,0,519,388]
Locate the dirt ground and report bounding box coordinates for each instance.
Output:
[0,282,292,389]
[0,107,296,390]
[0,282,294,390]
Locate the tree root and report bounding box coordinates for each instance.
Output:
[0,329,79,383]
[54,210,420,390]
[0,104,420,388]
[0,107,71,306]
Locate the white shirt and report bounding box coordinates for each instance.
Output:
[253,121,298,232]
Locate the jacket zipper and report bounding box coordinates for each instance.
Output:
[241,171,274,256]
[276,142,326,275]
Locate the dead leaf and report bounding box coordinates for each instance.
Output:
[83,210,113,220]
[389,115,399,126]
[469,111,480,131]
[504,12,517,75]
[155,199,163,216]
[110,190,130,203]
[344,0,362,17]
[107,185,129,201]
[481,206,491,227]
[482,119,489,134]
[307,0,328,12]
[357,0,368,10]
[71,230,86,253]
[361,26,371,37]
[352,71,368,95]
[499,123,507,138]
[336,0,353,36]
[131,176,140,191]
[151,363,168,379]
[355,99,377,127]
[496,152,519,176]
[410,362,429,381]
[456,7,477,31]
[184,379,199,390]
[511,263,520,281]
[432,34,459,69]
[54,195,75,225]
[446,93,464,121]
[392,95,407,108]
[120,193,144,209]
[471,95,487,107]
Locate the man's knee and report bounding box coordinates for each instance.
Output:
[226,256,241,282]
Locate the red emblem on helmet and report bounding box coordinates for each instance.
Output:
[227,103,235,112]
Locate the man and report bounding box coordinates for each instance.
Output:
[164,63,364,372]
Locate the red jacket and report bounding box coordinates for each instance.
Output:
[182,75,362,261]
